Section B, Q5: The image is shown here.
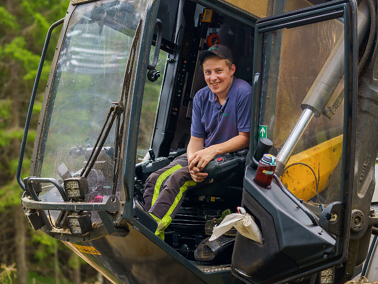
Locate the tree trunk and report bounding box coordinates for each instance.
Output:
[15,206,27,284]
[97,272,104,284]
[73,253,81,284]
[54,243,59,284]
[9,62,20,128]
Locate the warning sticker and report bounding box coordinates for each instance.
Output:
[72,244,101,255]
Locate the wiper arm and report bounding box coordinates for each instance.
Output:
[80,19,142,197]
[81,103,123,179]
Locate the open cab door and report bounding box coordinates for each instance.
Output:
[232,1,358,283]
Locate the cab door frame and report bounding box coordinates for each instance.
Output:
[122,0,162,218]
[233,1,358,283]
[252,0,357,256]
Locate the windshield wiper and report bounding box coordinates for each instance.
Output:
[80,19,142,197]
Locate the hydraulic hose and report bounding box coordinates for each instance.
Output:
[324,0,377,119]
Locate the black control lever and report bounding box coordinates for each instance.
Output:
[252,138,273,169]
[149,149,156,161]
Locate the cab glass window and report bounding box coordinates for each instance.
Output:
[259,17,345,205]
[136,48,168,161]
[33,0,148,223]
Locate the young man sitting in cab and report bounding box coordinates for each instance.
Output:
[143,44,252,240]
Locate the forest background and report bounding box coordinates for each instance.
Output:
[0,0,111,283]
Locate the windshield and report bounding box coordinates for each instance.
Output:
[32,0,148,211]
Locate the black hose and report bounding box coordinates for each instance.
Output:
[372,226,378,235]
[369,0,378,60]
[282,162,326,204]
[359,0,376,73]
[324,0,377,119]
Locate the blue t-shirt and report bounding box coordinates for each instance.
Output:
[191,78,252,148]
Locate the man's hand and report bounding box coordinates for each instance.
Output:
[188,147,217,171]
[186,132,249,183]
[188,147,217,182]
[189,167,208,183]
[187,136,209,182]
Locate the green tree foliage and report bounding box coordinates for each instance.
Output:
[30,231,58,262]
[0,0,100,282]
[0,0,69,206]
[0,0,166,282]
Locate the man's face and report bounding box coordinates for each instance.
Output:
[202,56,235,98]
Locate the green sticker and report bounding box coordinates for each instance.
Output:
[259,125,267,139]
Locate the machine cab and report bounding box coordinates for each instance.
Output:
[18,0,365,283]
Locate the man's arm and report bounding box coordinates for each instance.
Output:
[188,132,249,182]
[187,136,205,161]
[187,136,208,182]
